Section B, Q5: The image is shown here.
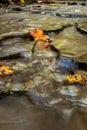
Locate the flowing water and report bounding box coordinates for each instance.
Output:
[0,2,87,130]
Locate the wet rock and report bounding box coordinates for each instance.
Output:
[28,3,87,18]
[53,4,87,18]
[0,12,73,34]
[34,46,57,58]
[28,92,46,105]
[0,45,28,59]
[48,98,62,106]
[25,80,35,90]
[52,27,87,63]
[0,32,23,41]
[59,85,79,97]
[10,83,25,91]
[53,72,66,83]
[34,76,46,86]
[54,56,77,74]
[12,62,28,70]
[76,20,87,34]
[0,80,8,93]
[8,5,25,11]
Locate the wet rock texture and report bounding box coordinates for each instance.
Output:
[0,2,87,130]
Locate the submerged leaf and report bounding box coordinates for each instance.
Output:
[20,0,24,4]
[29,28,49,41]
[66,73,85,84]
[0,65,14,76]
[37,41,50,49]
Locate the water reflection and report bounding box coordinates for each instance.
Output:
[0,95,87,130]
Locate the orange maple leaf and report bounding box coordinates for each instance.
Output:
[29,28,49,41]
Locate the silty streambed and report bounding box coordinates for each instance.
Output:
[0,2,87,130]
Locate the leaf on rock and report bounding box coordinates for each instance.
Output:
[29,28,49,41]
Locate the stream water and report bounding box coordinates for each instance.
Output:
[0,2,87,130]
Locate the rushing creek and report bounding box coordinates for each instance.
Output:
[0,2,87,130]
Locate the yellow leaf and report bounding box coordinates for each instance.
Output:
[66,73,85,84]
[20,0,24,4]
[0,65,14,76]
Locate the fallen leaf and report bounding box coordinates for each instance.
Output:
[0,65,14,76]
[29,28,49,41]
[66,73,85,84]
[37,41,50,49]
